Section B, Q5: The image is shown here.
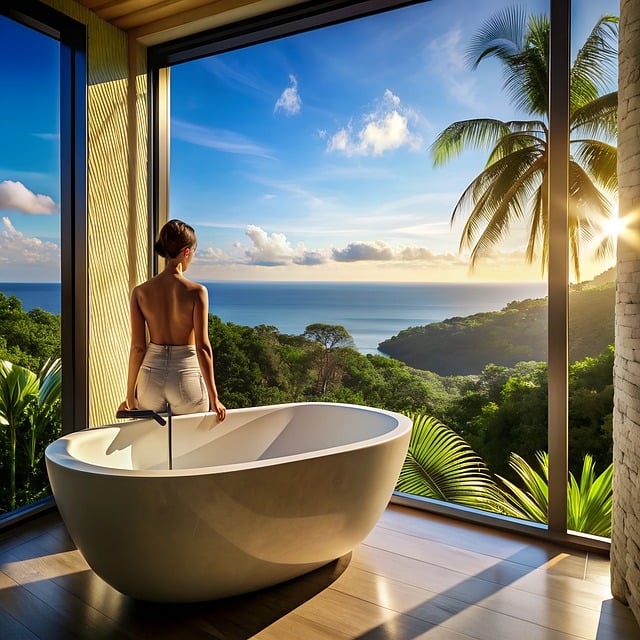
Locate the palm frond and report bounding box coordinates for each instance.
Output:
[504,119,548,135]
[465,5,527,69]
[431,119,512,167]
[569,160,614,227]
[571,16,618,105]
[466,179,530,257]
[395,413,501,510]
[571,140,617,193]
[496,451,549,523]
[0,360,39,425]
[496,451,613,535]
[525,182,546,272]
[567,455,613,537]
[570,92,618,140]
[486,130,544,164]
[503,13,549,115]
[462,152,546,265]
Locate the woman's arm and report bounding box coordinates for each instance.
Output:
[193,286,226,421]
[118,288,147,411]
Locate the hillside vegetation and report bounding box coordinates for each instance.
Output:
[379,282,615,375]
[0,288,614,511]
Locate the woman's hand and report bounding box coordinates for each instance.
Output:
[212,399,227,422]
[117,400,136,413]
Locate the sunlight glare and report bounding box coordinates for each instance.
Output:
[0,550,85,584]
[601,213,629,243]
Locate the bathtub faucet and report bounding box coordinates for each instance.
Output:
[116,408,167,426]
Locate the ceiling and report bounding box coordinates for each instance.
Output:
[74,0,306,46]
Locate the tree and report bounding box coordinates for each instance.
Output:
[303,324,354,395]
[431,8,618,280]
[0,293,60,370]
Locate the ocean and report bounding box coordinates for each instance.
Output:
[0,280,548,354]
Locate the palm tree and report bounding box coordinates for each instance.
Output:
[395,412,502,511]
[431,7,618,280]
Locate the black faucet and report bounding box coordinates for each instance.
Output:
[116,408,167,426]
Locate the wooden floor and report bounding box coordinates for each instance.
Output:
[0,504,638,640]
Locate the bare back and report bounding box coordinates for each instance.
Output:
[133,271,204,345]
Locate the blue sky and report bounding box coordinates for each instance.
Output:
[0,1,619,283]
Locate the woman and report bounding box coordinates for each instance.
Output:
[118,219,226,420]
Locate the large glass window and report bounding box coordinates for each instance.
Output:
[151,0,616,543]
[0,2,86,520]
[566,0,618,539]
[0,13,61,515]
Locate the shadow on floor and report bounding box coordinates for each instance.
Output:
[351,547,638,640]
[119,553,352,639]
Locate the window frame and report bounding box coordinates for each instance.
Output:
[147,0,596,550]
[0,1,88,435]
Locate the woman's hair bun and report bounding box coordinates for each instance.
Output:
[154,219,197,259]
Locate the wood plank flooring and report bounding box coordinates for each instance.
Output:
[0,504,638,639]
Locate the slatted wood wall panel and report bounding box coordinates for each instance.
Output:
[43,0,150,426]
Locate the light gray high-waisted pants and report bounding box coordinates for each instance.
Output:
[136,343,209,415]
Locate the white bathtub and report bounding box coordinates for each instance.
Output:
[45,402,412,602]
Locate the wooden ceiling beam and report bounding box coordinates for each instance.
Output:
[74,0,305,45]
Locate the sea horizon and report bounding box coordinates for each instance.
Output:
[0,280,548,354]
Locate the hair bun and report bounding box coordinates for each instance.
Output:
[154,219,197,259]
[154,238,168,258]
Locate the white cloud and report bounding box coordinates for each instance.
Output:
[192,226,471,272]
[332,241,394,262]
[244,225,326,266]
[0,217,60,264]
[171,119,273,158]
[274,75,302,116]
[332,240,463,264]
[427,28,478,108]
[327,90,423,157]
[0,181,58,215]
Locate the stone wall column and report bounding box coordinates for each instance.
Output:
[611,0,640,623]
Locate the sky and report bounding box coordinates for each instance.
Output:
[0,0,619,283]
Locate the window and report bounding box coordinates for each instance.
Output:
[0,0,86,520]
[149,0,614,548]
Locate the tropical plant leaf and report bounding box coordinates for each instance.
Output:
[37,357,62,407]
[567,454,613,537]
[496,451,549,523]
[395,413,501,511]
[571,16,619,101]
[431,119,512,167]
[496,450,613,536]
[0,360,39,426]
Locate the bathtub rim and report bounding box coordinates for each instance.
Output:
[45,401,412,478]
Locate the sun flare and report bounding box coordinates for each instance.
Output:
[601,213,629,241]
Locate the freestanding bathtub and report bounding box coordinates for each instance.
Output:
[45,402,412,602]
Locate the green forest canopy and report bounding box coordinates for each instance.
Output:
[0,276,615,483]
[379,281,614,375]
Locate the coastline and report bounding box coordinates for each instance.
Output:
[0,280,549,355]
